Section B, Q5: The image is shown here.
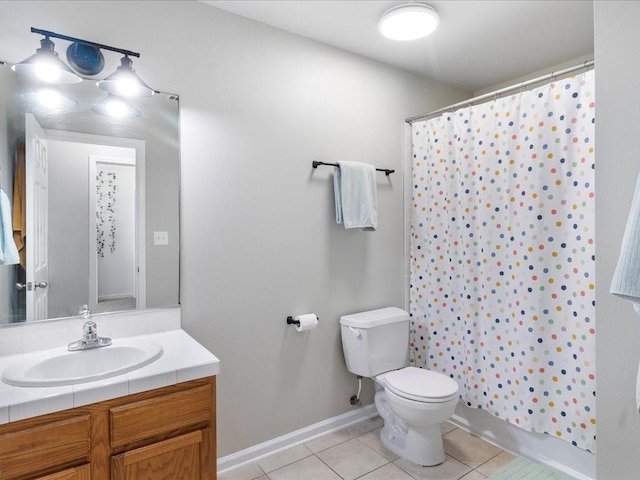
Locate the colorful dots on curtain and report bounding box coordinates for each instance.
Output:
[410,70,596,453]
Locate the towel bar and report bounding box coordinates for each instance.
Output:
[312,161,394,176]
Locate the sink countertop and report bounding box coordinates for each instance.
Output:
[0,329,220,424]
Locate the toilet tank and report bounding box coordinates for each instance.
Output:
[339,307,410,378]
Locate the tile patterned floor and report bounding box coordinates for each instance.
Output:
[218,417,518,480]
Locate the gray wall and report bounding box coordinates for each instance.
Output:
[47,140,134,318]
[175,5,468,456]
[595,1,640,478]
[0,0,469,456]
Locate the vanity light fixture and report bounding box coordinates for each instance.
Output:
[97,55,155,98]
[378,3,440,41]
[12,36,82,84]
[22,88,78,114]
[13,27,155,98]
[91,94,140,119]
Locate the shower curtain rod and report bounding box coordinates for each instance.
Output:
[405,59,594,124]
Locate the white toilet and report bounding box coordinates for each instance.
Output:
[340,307,459,466]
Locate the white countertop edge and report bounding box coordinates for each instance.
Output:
[0,329,219,425]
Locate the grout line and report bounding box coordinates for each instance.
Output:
[225,418,511,480]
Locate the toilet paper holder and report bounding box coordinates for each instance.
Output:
[286,315,319,326]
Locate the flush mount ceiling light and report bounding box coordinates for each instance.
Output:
[13,27,155,98]
[378,3,440,41]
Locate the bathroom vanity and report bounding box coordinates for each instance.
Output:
[0,311,220,480]
[0,376,215,479]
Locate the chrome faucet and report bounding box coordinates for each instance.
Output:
[68,308,112,351]
[79,304,91,319]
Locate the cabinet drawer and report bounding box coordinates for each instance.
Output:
[110,385,212,448]
[0,415,90,479]
[111,431,202,480]
[36,464,91,480]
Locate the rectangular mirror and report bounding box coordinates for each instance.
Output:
[0,62,180,324]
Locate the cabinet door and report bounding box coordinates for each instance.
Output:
[37,464,91,479]
[111,431,202,480]
[0,416,90,479]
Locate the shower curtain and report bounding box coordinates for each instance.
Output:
[409,70,596,452]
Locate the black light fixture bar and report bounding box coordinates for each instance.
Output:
[31,27,140,58]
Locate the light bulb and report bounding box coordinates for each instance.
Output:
[114,77,139,97]
[34,61,62,83]
[379,4,440,41]
[92,95,140,119]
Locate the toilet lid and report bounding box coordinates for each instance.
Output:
[381,367,458,402]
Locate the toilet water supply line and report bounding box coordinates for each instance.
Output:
[351,376,363,406]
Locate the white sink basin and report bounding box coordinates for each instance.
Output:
[1,339,163,387]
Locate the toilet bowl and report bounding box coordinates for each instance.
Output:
[375,366,458,466]
[339,307,460,467]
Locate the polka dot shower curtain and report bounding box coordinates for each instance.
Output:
[409,70,596,452]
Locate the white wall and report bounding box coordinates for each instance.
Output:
[96,162,136,301]
[0,67,13,323]
[594,2,640,478]
[0,1,469,456]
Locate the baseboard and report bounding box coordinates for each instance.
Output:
[450,404,595,480]
[217,401,595,479]
[217,404,377,473]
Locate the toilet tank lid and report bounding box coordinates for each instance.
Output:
[339,307,409,328]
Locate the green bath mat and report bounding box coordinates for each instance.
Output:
[491,456,574,480]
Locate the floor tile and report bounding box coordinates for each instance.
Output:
[443,428,503,468]
[395,455,473,480]
[441,421,457,435]
[475,450,517,477]
[459,471,489,480]
[217,462,265,480]
[256,444,312,473]
[305,428,355,453]
[357,462,416,480]
[345,415,384,436]
[357,427,400,461]
[316,438,388,480]
[267,456,341,480]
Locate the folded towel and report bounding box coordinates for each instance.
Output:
[333,161,377,231]
[611,172,640,313]
[0,189,20,265]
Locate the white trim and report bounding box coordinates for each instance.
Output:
[217,405,377,473]
[450,405,595,480]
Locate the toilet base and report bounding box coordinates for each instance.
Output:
[380,424,445,466]
[374,390,448,467]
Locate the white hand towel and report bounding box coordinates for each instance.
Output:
[333,161,377,231]
[611,172,640,312]
[610,172,640,414]
[0,189,20,265]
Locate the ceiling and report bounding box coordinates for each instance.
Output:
[203,0,594,92]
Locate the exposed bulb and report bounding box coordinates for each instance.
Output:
[114,76,140,97]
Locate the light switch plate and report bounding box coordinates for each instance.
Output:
[154,231,169,245]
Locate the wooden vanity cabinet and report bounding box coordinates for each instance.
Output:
[36,465,91,480]
[0,377,216,480]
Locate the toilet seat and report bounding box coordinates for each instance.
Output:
[378,367,458,403]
